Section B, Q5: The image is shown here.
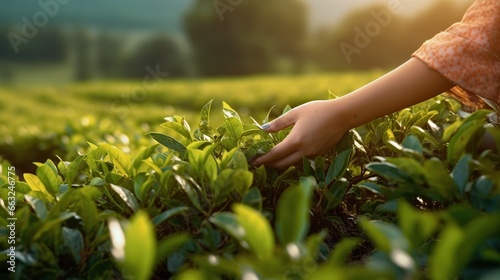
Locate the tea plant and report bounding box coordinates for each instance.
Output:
[1,97,499,279]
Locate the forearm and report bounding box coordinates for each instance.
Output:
[336,58,454,130]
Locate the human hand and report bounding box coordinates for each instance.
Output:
[252,99,350,169]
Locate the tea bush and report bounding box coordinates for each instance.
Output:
[1,97,499,280]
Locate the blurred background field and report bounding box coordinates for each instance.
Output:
[0,71,383,174]
[0,0,474,173]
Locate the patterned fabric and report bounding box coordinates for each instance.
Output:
[412,0,500,110]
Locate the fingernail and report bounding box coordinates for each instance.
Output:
[260,123,270,130]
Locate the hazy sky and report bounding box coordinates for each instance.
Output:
[309,0,474,29]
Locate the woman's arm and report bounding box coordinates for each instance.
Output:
[253,57,455,169]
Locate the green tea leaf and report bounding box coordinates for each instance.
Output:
[123,211,156,280]
[356,182,392,196]
[212,169,234,200]
[326,148,352,184]
[272,166,296,189]
[401,135,423,155]
[359,217,408,254]
[398,200,438,248]
[242,187,263,211]
[162,121,192,142]
[174,175,203,212]
[33,212,81,240]
[209,212,245,240]
[100,143,132,176]
[66,155,84,187]
[36,164,60,196]
[325,178,349,211]
[451,154,472,196]
[24,195,48,220]
[198,100,213,136]
[442,120,463,143]
[156,233,190,261]
[429,224,464,280]
[366,162,411,183]
[276,177,313,244]
[110,184,139,213]
[314,156,326,183]
[233,203,275,259]
[423,159,456,201]
[222,101,240,119]
[411,126,439,147]
[24,173,55,202]
[147,132,187,159]
[176,269,207,280]
[447,119,486,164]
[62,227,84,264]
[328,237,361,266]
[224,117,243,149]
[244,140,273,162]
[228,149,249,170]
[152,206,189,226]
[131,144,159,173]
[230,170,253,197]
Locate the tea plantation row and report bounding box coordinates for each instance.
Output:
[0,76,500,279]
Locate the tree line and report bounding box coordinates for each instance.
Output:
[0,0,471,79]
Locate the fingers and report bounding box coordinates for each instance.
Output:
[263,109,297,133]
[253,147,303,169]
[252,132,305,168]
[267,151,303,170]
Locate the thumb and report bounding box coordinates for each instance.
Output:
[262,110,297,133]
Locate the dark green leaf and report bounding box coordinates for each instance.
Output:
[402,135,423,155]
[242,187,262,211]
[359,217,408,254]
[356,182,390,196]
[62,227,84,264]
[152,206,189,226]
[326,148,352,184]
[110,184,139,212]
[209,212,245,240]
[451,154,472,196]
[366,162,411,183]
[147,132,187,159]
[174,175,203,212]
[328,237,361,266]
[156,233,190,261]
[314,157,326,183]
[325,178,349,210]
[244,140,273,162]
[25,195,48,220]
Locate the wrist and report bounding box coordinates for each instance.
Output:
[326,98,355,132]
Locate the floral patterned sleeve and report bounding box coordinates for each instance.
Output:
[412,0,500,110]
